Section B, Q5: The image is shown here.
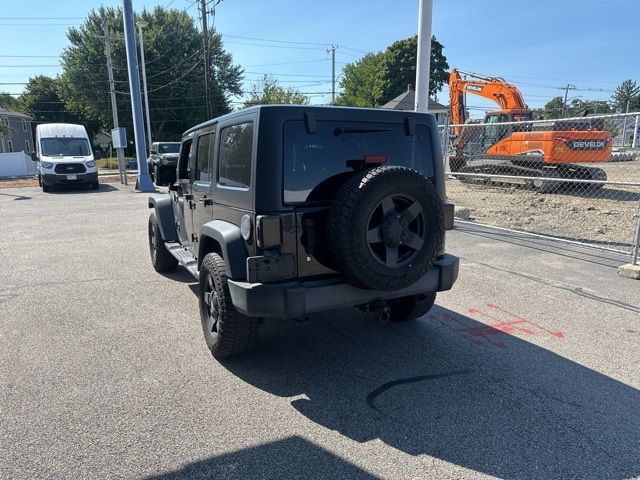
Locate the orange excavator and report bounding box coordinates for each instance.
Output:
[448,69,611,189]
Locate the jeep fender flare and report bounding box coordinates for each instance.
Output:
[199,220,248,280]
[148,194,177,242]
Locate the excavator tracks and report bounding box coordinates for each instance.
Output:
[449,155,607,193]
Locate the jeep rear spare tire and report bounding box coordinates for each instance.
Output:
[328,166,444,291]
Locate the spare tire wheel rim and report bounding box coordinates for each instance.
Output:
[366,193,426,267]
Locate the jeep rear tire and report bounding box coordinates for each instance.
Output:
[148,213,178,272]
[328,166,444,291]
[199,253,260,358]
[388,292,437,322]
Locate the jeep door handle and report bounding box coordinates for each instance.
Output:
[198,198,213,206]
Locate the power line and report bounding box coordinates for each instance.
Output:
[244,58,329,67]
[221,33,330,47]
[244,71,331,78]
[0,55,59,58]
[0,16,83,19]
[147,59,203,93]
[223,40,326,51]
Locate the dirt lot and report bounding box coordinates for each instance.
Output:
[0,174,137,189]
[447,161,640,250]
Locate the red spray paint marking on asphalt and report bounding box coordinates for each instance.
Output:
[434,303,565,348]
[485,304,565,338]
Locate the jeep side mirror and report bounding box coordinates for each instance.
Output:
[150,150,157,155]
[168,184,181,192]
[30,152,38,161]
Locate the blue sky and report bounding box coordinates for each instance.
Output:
[1,0,638,116]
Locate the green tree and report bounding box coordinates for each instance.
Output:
[380,35,448,102]
[336,35,448,108]
[534,96,613,119]
[243,75,309,107]
[18,75,79,124]
[611,79,640,111]
[58,6,243,142]
[335,52,384,107]
[0,92,18,110]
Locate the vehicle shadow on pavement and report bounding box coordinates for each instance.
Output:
[0,191,31,200]
[218,305,639,480]
[48,183,118,194]
[145,436,375,480]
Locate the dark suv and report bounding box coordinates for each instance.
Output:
[148,141,181,186]
[148,105,458,358]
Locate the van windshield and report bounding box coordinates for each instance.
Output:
[41,137,90,157]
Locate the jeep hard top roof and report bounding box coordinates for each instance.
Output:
[182,105,435,138]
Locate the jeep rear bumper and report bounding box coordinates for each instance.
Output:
[228,254,459,319]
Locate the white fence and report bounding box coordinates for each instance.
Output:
[0,152,36,178]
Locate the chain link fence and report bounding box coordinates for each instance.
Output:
[441,112,640,260]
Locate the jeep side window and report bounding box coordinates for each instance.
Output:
[195,132,214,182]
[218,122,253,189]
[178,139,194,180]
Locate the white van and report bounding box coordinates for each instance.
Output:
[35,123,99,192]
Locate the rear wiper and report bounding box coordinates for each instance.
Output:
[334,127,391,136]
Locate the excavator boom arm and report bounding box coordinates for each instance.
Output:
[449,69,528,128]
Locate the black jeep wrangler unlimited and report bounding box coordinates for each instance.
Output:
[148,105,458,358]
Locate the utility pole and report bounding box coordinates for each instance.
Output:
[327,45,336,105]
[415,0,433,113]
[561,83,576,117]
[137,21,153,152]
[102,24,127,186]
[122,0,153,192]
[199,0,213,119]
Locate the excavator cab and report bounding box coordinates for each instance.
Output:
[482,110,534,150]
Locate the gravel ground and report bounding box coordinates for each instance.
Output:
[0,174,138,189]
[447,161,640,250]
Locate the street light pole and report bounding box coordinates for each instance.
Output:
[122,0,153,192]
[137,21,153,152]
[415,0,433,113]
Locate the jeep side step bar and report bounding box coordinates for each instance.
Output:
[164,242,199,279]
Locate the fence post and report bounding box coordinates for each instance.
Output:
[618,199,640,278]
[633,205,640,265]
[632,113,639,149]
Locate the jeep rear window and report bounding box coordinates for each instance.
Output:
[283,121,432,204]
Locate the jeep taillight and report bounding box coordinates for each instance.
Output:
[256,215,282,248]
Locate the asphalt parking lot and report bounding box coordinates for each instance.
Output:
[1,183,639,479]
